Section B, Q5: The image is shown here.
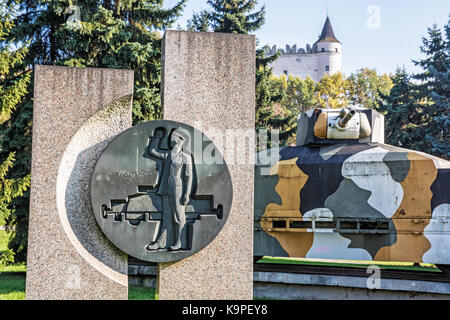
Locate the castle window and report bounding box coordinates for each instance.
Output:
[335,48,338,52]
[325,66,330,71]
[283,70,288,75]
[321,48,325,52]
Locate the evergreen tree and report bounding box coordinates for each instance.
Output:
[188,0,264,34]
[186,10,210,32]
[0,2,31,263]
[59,0,186,122]
[187,0,292,147]
[376,68,428,150]
[428,57,450,158]
[412,20,450,159]
[255,47,287,146]
[2,0,185,262]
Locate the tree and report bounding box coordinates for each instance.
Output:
[427,57,450,158]
[285,75,318,114]
[269,68,393,145]
[347,68,393,109]
[186,10,210,32]
[0,2,31,263]
[60,0,186,122]
[188,0,292,147]
[2,0,185,262]
[255,47,287,144]
[315,71,348,109]
[412,20,450,159]
[268,74,318,145]
[375,68,427,150]
[188,0,264,34]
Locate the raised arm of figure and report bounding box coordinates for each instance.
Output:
[147,131,167,159]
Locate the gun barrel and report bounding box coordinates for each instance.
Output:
[338,108,349,119]
[338,109,356,128]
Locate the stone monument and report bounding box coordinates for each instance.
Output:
[158,30,256,299]
[26,30,255,300]
[26,66,133,299]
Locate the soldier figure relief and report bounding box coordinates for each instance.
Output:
[146,128,193,251]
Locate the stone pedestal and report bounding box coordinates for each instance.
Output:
[26,66,133,299]
[158,30,255,299]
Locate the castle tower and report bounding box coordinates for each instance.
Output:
[313,16,342,78]
[268,16,342,81]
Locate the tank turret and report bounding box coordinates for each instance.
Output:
[296,108,384,146]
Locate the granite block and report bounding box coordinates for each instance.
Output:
[26,65,133,299]
[158,30,255,300]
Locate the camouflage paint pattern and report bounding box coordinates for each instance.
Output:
[255,143,450,264]
[255,108,449,265]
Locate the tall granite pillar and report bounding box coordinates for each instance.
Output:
[26,66,133,299]
[158,31,255,299]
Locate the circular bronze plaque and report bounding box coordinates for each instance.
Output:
[91,120,232,263]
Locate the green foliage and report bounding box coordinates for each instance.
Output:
[375,18,450,159]
[1,0,185,262]
[59,0,186,122]
[347,68,393,109]
[0,152,30,227]
[0,273,26,300]
[0,271,153,300]
[427,62,450,158]
[0,249,15,267]
[315,71,349,109]
[188,1,292,146]
[412,18,450,159]
[187,10,210,32]
[258,256,439,272]
[268,74,315,146]
[0,3,32,263]
[376,68,428,150]
[255,48,282,125]
[285,75,317,114]
[188,0,265,34]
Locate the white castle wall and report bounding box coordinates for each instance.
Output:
[269,42,342,81]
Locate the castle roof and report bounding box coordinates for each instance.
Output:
[316,16,340,43]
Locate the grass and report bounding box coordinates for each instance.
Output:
[0,257,442,300]
[0,230,441,299]
[0,262,155,300]
[0,273,26,300]
[129,286,156,300]
[258,256,441,272]
[0,228,155,300]
[0,269,156,300]
[0,263,26,273]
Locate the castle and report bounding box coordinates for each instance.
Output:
[268,17,342,81]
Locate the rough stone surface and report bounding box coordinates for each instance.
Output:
[158,30,255,300]
[26,65,133,300]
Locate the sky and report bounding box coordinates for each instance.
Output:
[163,0,450,76]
